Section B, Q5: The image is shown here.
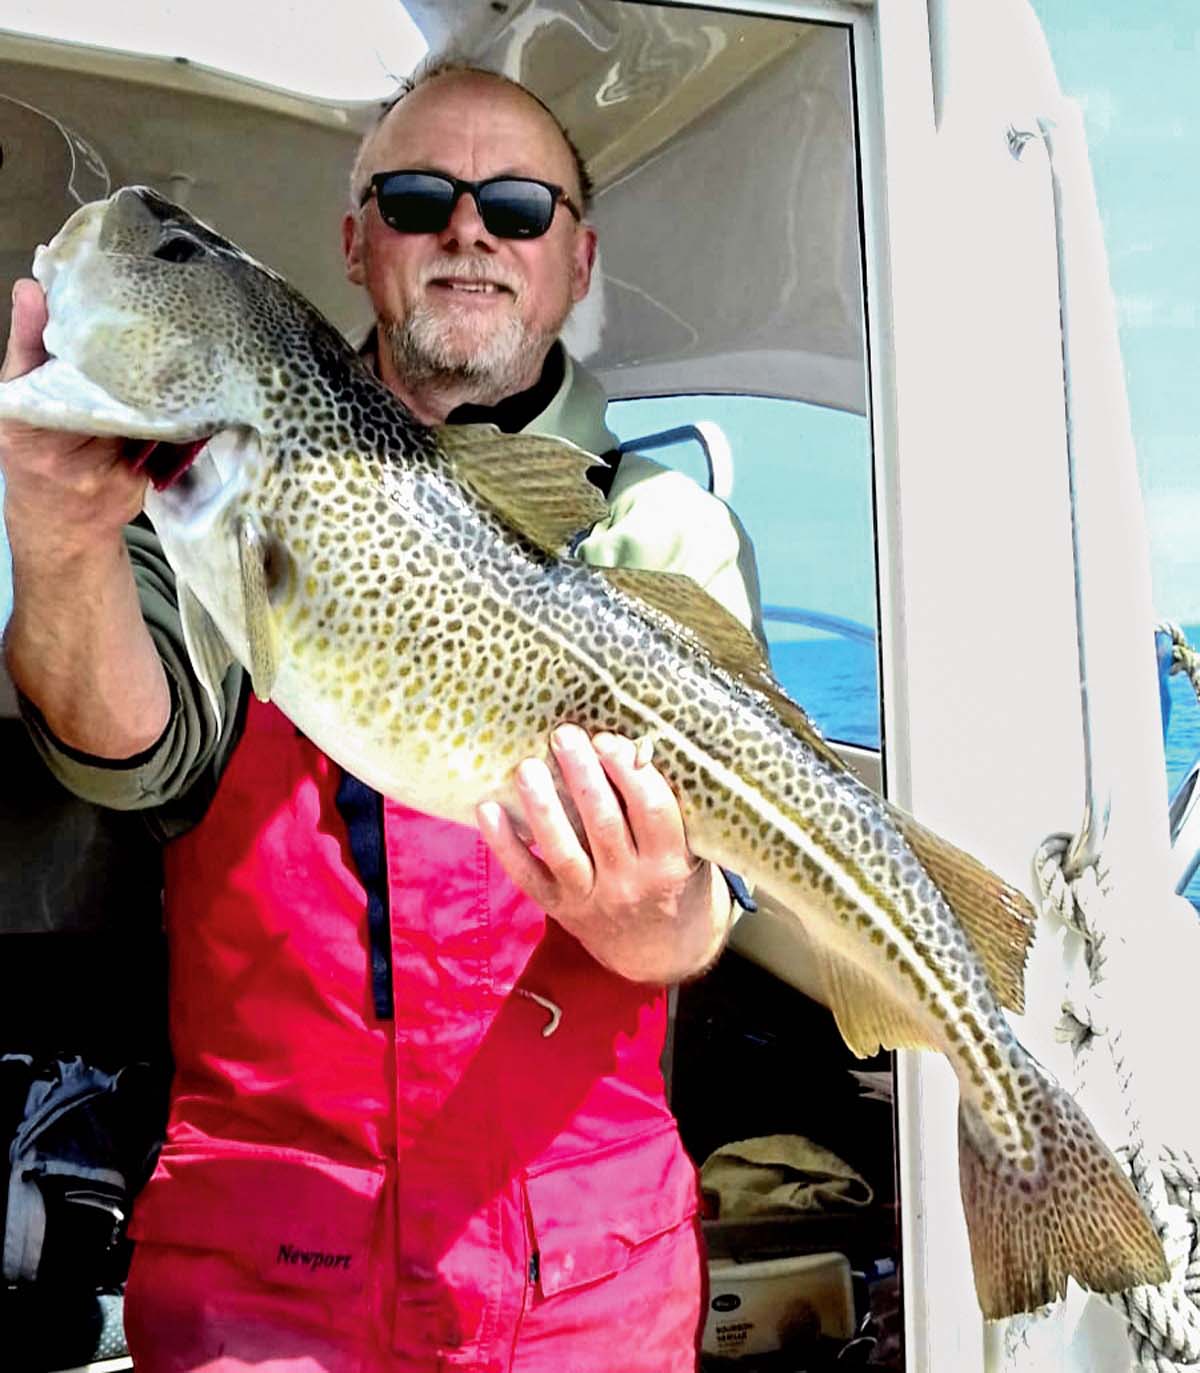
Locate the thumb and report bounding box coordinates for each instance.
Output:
[2,279,49,383]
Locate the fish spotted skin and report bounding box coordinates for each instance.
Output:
[0,187,1168,1319]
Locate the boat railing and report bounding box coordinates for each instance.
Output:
[616,421,734,501]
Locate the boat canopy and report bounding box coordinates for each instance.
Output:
[0,0,865,413]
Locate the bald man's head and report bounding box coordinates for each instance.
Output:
[341,60,598,419]
[350,64,592,213]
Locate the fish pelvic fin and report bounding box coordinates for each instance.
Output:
[178,581,235,723]
[958,1068,1169,1319]
[817,947,939,1057]
[237,515,278,702]
[436,424,609,555]
[891,811,1036,1013]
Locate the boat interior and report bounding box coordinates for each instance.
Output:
[1,3,898,1368]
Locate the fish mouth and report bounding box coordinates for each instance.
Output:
[28,193,219,478]
[32,197,107,295]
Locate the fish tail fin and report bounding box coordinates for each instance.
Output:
[958,1065,1169,1319]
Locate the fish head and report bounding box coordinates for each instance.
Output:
[29,186,300,439]
[15,188,351,706]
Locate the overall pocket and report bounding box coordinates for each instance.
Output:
[128,1139,385,1296]
[522,1122,699,1297]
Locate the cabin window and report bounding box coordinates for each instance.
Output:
[607,392,879,750]
[568,1,880,757]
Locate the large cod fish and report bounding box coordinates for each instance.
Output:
[0,187,1168,1318]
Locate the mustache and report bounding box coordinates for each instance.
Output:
[419,257,521,294]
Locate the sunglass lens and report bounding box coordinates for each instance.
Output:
[478,180,555,238]
[375,173,455,234]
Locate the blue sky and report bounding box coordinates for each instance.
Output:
[1031,1,1200,620]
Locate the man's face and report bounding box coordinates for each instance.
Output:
[343,73,596,400]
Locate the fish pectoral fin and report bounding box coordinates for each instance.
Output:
[600,567,846,773]
[436,424,609,555]
[178,580,235,722]
[891,809,1037,1014]
[817,946,939,1057]
[237,515,278,702]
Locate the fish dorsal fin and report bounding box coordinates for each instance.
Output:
[436,423,609,555]
[600,565,846,772]
[601,566,768,675]
[891,810,1037,1013]
[816,945,939,1057]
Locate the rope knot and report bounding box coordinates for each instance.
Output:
[1036,835,1113,1046]
[1035,823,1200,1370]
[1159,621,1200,695]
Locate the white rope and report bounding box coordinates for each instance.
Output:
[1034,835,1200,1370]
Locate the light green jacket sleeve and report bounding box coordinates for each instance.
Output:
[576,452,766,645]
[531,352,765,642]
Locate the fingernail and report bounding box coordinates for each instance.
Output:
[550,724,580,754]
[518,759,545,788]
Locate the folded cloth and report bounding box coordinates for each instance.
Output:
[700,1134,873,1219]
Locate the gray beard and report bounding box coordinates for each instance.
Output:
[383,306,558,407]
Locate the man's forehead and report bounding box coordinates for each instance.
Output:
[368,74,577,187]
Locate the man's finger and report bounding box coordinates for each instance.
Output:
[476,800,556,909]
[2,279,49,384]
[592,731,689,862]
[513,757,595,897]
[550,724,633,869]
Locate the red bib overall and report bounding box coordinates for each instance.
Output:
[124,699,703,1372]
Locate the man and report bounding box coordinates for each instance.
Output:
[1,64,763,1372]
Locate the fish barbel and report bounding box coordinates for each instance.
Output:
[0,187,1168,1318]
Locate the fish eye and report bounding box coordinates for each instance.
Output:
[153,233,206,264]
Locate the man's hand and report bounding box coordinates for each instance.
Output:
[2,278,170,756]
[477,723,734,984]
[1,279,147,544]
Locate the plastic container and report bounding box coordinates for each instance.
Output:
[702,1251,855,1361]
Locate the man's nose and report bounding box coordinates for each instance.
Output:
[438,189,497,252]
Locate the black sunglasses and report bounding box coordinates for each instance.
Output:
[361,170,582,240]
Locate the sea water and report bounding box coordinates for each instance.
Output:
[772,627,1200,909]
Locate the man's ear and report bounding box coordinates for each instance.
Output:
[571,224,598,304]
[343,210,366,286]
